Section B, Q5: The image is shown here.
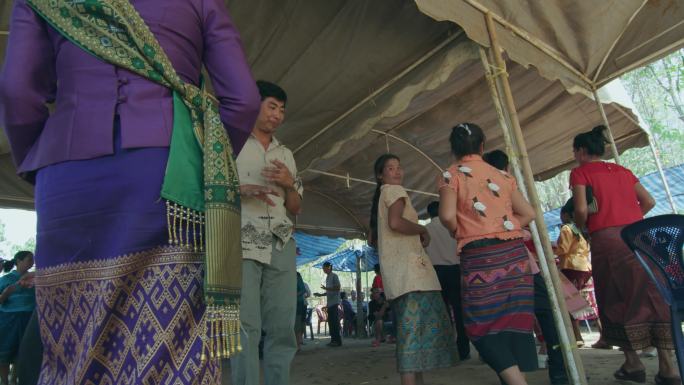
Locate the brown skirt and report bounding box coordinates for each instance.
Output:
[590,225,673,350]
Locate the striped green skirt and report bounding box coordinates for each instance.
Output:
[393,291,458,373]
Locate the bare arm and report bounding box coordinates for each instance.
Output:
[438,186,458,234]
[388,197,430,247]
[511,189,535,227]
[572,185,588,230]
[634,183,655,215]
[388,198,427,236]
[283,185,302,216]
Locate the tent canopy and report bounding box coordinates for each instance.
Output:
[293,232,346,266]
[0,1,653,237]
[312,245,379,272]
[415,0,684,93]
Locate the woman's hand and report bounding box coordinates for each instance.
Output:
[18,272,35,288]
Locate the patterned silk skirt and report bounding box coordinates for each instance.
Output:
[590,226,673,350]
[460,238,536,373]
[33,127,219,385]
[392,291,457,373]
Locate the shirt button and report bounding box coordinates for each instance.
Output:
[117,95,128,103]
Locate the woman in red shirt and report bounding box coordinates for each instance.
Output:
[372,263,384,292]
[570,125,678,385]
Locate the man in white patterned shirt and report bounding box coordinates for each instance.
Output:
[231,81,303,385]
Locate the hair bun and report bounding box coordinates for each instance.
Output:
[591,125,607,136]
[591,125,609,144]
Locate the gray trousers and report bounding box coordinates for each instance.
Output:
[230,239,297,385]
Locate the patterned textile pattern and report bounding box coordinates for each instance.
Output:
[393,291,457,373]
[35,247,219,385]
[25,0,243,358]
[460,240,534,340]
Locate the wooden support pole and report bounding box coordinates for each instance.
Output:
[484,14,588,385]
[592,89,621,164]
[356,253,366,337]
[647,137,678,213]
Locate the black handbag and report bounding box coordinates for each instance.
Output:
[586,186,599,214]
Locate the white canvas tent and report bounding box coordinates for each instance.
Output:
[416,0,684,94]
[0,1,649,225]
[1,1,683,384]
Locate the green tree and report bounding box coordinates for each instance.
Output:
[10,237,36,256]
[535,49,684,211]
[621,48,684,170]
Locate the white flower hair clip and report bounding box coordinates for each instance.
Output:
[457,123,472,136]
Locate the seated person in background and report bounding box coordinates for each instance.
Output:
[368,288,393,347]
[340,292,356,336]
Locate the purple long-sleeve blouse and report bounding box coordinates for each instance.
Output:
[0,0,260,175]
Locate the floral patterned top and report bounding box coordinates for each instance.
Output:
[441,154,524,251]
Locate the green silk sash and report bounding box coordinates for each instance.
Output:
[26,0,243,360]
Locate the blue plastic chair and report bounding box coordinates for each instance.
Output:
[621,214,684,380]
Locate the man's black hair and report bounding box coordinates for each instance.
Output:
[427,201,439,218]
[483,149,509,171]
[256,80,287,105]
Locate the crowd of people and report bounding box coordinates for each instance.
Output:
[0,1,679,385]
[366,122,679,385]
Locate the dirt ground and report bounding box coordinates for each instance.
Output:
[221,330,674,385]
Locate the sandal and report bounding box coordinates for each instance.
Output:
[655,374,682,385]
[614,366,646,383]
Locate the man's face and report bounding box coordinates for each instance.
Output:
[255,96,285,135]
[323,265,331,274]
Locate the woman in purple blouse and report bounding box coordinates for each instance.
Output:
[0,1,260,384]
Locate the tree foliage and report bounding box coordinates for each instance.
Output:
[0,218,36,259]
[535,49,684,210]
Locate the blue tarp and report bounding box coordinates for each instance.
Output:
[294,232,346,266]
[544,164,684,240]
[313,245,379,272]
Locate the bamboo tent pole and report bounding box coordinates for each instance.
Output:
[356,253,365,337]
[483,14,588,385]
[479,46,584,385]
[647,137,678,213]
[478,48,581,382]
[592,89,621,164]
